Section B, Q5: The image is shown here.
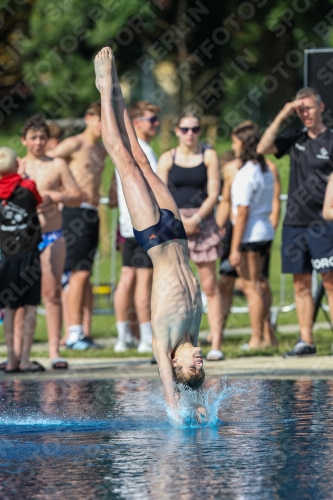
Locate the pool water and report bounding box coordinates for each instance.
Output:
[1,378,333,499]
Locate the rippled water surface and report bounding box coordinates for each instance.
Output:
[1,378,333,499]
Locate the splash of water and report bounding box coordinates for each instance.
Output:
[152,380,242,428]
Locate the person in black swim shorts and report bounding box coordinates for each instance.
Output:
[94,47,205,409]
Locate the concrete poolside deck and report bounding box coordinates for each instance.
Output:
[1,355,333,381]
[1,322,332,380]
[0,320,331,355]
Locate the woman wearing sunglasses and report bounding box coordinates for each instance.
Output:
[157,112,223,361]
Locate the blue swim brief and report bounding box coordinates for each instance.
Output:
[133,209,187,253]
[38,229,63,252]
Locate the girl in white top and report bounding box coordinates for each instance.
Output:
[231,160,274,243]
[229,121,275,350]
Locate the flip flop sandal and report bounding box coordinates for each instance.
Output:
[206,350,224,361]
[4,367,20,374]
[20,361,46,373]
[0,361,7,371]
[52,358,68,370]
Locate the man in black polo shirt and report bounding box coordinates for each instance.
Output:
[257,87,333,357]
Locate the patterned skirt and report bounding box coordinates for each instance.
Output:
[180,207,222,264]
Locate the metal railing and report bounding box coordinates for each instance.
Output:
[92,195,298,329]
[37,195,325,329]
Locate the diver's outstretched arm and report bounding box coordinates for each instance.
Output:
[152,337,177,409]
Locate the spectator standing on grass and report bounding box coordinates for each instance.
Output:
[157,112,223,361]
[9,121,69,368]
[0,147,45,372]
[258,87,333,357]
[19,116,81,369]
[109,101,160,353]
[216,140,280,348]
[228,122,275,350]
[47,102,107,350]
[216,150,240,340]
[45,122,95,347]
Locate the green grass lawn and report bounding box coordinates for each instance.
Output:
[23,329,333,359]
[0,129,331,353]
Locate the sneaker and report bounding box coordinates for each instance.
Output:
[283,340,316,358]
[114,339,127,353]
[66,339,90,351]
[80,337,102,349]
[137,341,152,353]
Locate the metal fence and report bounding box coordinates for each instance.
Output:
[34,195,327,327]
[92,194,299,329]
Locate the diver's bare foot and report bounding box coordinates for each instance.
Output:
[94,46,113,92]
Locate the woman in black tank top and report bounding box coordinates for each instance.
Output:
[157,112,224,361]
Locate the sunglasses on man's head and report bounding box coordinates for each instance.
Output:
[136,115,158,124]
[179,126,201,134]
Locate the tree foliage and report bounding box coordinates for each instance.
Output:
[7,0,333,124]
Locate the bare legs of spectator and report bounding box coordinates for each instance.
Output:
[293,273,314,345]
[41,238,66,361]
[219,275,236,332]
[60,288,69,345]
[291,271,333,351]
[260,278,278,347]
[13,306,24,361]
[83,283,93,338]
[67,269,90,343]
[238,252,266,349]
[128,303,140,340]
[61,281,94,345]
[215,272,277,348]
[5,306,36,371]
[114,266,153,350]
[204,274,234,347]
[114,266,136,323]
[114,266,136,349]
[197,261,223,353]
[13,246,67,361]
[318,270,333,336]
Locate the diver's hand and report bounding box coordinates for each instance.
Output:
[196,406,207,424]
[165,394,183,424]
[167,405,183,425]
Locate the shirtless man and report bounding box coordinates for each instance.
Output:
[45,122,94,346]
[47,102,107,349]
[94,47,205,406]
[19,116,81,368]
